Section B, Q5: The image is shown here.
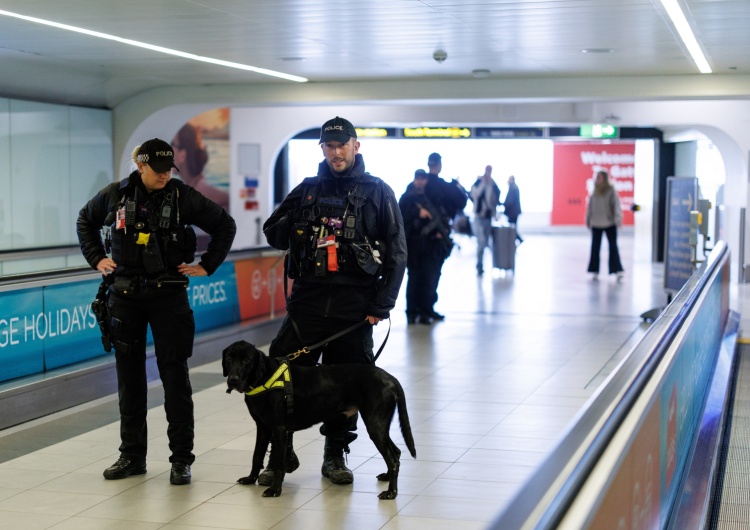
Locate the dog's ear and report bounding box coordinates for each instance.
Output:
[242,343,269,386]
[221,345,231,377]
[222,342,243,377]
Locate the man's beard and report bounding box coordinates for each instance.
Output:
[327,158,352,177]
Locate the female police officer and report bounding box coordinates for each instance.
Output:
[77,138,236,485]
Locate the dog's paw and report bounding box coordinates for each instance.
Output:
[262,487,282,497]
[378,489,398,500]
[237,475,257,485]
[376,472,390,482]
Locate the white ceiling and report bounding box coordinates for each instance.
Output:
[0,0,747,109]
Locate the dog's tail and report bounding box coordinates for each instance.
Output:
[396,382,417,459]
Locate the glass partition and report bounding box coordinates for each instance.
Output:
[0,98,112,277]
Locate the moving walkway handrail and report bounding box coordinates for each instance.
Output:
[490,241,730,529]
[0,247,281,290]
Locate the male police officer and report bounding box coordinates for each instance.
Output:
[420,152,467,319]
[262,117,407,485]
[77,138,236,485]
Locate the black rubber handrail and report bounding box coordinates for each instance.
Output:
[0,247,280,288]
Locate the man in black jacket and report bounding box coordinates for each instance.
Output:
[399,169,452,324]
[503,175,523,243]
[401,153,467,321]
[77,138,236,485]
[262,116,406,486]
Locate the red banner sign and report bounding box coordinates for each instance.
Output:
[235,256,288,320]
[552,142,636,225]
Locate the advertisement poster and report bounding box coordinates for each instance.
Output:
[43,280,103,369]
[587,399,661,529]
[172,108,231,250]
[235,255,287,321]
[551,142,635,226]
[188,262,240,333]
[0,289,46,381]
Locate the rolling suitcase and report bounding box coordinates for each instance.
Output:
[491,225,516,271]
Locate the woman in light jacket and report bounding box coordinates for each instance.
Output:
[585,170,624,281]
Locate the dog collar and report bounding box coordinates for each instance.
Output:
[245,362,290,396]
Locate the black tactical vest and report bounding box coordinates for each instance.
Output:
[109,180,197,276]
[287,177,383,279]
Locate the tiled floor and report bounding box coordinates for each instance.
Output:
[0,230,712,529]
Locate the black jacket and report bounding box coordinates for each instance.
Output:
[403,173,468,225]
[399,185,453,265]
[263,154,406,320]
[77,171,236,276]
[503,182,522,220]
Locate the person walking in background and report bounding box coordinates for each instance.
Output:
[585,169,624,281]
[172,123,230,211]
[77,138,236,486]
[503,175,523,244]
[469,165,500,275]
[415,152,468,319]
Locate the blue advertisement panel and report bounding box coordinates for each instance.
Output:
[0,289,46,381]
[658,272,724,524]
[665,177,698,293]
[43,279,108,370]
[586,253,730,528]
[187,261,240,333]
[0,260,249,384]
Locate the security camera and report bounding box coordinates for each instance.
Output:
[433,50,447,63]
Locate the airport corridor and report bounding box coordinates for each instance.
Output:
[0,230,677,529]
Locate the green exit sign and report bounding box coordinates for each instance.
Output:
[580,124,618,138]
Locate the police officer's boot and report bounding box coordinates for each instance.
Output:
[257,435,299,486]
[321,436,354,485]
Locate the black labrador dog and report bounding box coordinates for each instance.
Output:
[222,340,417,499]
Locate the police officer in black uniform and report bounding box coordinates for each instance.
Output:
[261,116,407,486]
[411,152,467,321]
[77,138,236,485]
[399,169,454,324]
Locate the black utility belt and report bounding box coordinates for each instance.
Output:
[111,275,189,295]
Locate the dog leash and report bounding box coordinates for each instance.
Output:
[247,318,390,432]
[286,317,391,363]
[248,318,391,393]
[278,248,391,362]
[372,318,391,362]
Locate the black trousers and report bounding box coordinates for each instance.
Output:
[108,287,196,464]
[405,256,444,317]
[269,312,374,441]
[587,225,624,274]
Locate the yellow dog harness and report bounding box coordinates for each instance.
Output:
[245,361,295,429]
[245,362,291,396]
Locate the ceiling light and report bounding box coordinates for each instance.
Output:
[658,0,712,74]
[0,9,308,83]
[581,48,613,54]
